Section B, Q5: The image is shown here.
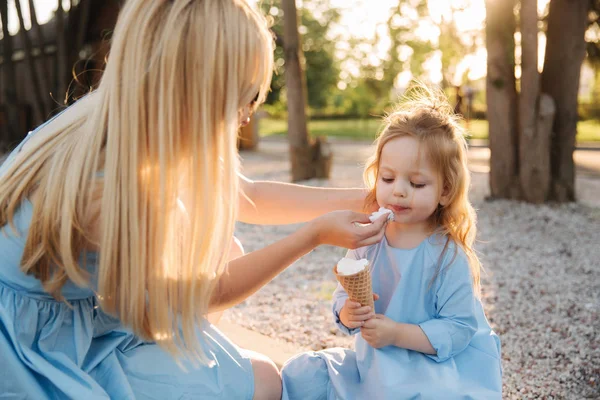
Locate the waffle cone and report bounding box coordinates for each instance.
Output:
[334,264,374,310]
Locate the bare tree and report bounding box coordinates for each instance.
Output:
[0,1,20,148]
[485,0,519,199]
[541,0,589,202]
[55,0,68,104]
[485,0,587,203]
[518,0,553,203]
[14,0,48,119]
[281,0,331,181]
[28,0,51,106]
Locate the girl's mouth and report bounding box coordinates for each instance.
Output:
[390,205,410,213]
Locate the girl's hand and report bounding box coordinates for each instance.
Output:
[361,314,398,349]
[310,210,388,249]
[339,295,378,330]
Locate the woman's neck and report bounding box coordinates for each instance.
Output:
[385,220,434,249]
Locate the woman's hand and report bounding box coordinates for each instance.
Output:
[309,210,388,249]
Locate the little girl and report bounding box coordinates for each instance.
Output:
[281,86,502,399]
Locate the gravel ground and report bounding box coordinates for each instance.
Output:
[2,140,599,398]
[224,139,600,399]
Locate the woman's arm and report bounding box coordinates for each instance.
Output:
[238,173,372,225]
[210,210,389,312]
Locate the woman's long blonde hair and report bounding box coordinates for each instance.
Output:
[0,0,273,361]
[364,84,481,295]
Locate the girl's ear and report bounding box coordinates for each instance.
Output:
[439,185,450,206]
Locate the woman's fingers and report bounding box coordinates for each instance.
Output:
[356,225,386,247]
[312,210,387,248]
[353,212,387,230]
[349,211,373,225]
[351,213,387,248]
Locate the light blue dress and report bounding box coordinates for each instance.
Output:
[282,234,502,400]
[0,123,255,399]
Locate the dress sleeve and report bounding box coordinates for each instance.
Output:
[418,249,477,362]
[332,248,360,336]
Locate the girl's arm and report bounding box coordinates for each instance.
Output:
[361,315,437,354]
[362,251,477,360]
[393,323,436,354]
[209,210,389,312]
[238,173,372,225]
[417,253,478,362]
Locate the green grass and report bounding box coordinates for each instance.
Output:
[576,120,600,142]
[259,118,600,143]
[259,118,383,141]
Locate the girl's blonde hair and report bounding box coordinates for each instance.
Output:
[0,0,274,361]
[364,83,481,295]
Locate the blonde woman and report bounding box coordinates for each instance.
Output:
[0,1,388,399]
[281,86,502,399]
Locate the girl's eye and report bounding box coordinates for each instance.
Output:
[411,182,426,189]
[382,177,394,183]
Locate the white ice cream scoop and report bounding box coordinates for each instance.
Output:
[336,257,369,276]
[369,207,394,223]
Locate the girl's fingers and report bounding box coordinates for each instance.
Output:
[348,305,372,315]
[346,301,361,309]
[349,313,375,322]
[362,318,380,329]
[346,321,363,329]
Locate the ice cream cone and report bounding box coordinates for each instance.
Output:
[334,263,374,310]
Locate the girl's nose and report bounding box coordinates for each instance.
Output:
[393,181,408,198]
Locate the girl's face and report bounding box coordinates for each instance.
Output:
[375,135,449,230]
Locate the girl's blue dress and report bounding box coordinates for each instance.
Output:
[282,235,502,400]
[0,127,255,399]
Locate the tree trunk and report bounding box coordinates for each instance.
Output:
[55,0,69,105]
[485,0,519,199]
[28,0,52,109]
[238,118,258,150]
[281,0,331,181]
[541,0,588,202]
[76,0,92,52]
[69,0,93,100]
[534,92,555,190]
[518,0,550,203]
[14,0,47,120]
[0,2,20,148]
